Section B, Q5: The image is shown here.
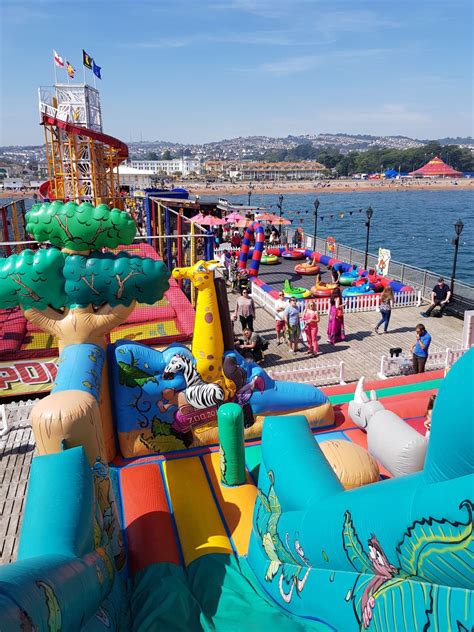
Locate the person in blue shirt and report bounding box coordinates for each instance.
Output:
[284,297,301,353]
[411,323,431,373]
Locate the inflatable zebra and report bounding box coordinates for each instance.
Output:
[163,353,225,410]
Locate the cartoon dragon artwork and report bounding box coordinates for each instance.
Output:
[255,470,312,604]
[342,501,474,631]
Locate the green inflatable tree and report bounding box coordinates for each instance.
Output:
[0,201,170,351]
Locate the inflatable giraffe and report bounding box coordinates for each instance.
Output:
[172,260,236,398]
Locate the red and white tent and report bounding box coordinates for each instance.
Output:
[409,156,463,177]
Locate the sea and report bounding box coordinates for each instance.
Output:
[5,189,474,285]
[208,190,474,285]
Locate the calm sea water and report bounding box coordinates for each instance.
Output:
[211,190,474,285]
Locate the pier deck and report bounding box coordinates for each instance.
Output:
[0,298,464,565]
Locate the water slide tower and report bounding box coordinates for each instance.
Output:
[38,83,128,205]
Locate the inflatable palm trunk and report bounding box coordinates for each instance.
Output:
[247,348,474,631]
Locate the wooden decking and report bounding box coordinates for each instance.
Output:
[0,297,464,565]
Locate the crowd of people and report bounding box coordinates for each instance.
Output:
[227,270,445,376]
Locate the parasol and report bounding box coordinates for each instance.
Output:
[224,211,246,223]
[190,213,226,226]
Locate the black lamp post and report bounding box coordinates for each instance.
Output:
[364,206,373,270]
[313,198,320,248]
[450,218,464,295]
[277,194,284,217]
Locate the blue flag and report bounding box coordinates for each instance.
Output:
[92,60,102,79]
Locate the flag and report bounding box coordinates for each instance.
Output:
[53,50,64,67]
[92,60,102,79]
[82,49,93,69]
[66,61,75,78]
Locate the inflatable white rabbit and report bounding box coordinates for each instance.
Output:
[348,377,428,477]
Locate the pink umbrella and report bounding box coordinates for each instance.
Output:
[190,213,226,226]
[235,219,253,228]
[225,211,246,223]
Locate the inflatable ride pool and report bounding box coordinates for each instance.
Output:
[260,254,279,265]
[294,262,320,275]
[281,248,306,260]
[283,279,311,299]
[310,282,338,297]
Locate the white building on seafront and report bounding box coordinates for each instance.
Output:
[115,166,154,189]
[128,158,201,177]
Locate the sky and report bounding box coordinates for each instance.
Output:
[0,0,472,146]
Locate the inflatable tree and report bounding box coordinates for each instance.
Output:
[0,201,170,351]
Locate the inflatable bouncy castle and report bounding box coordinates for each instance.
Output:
[0,202,471,630]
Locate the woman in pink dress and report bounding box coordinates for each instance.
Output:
[327,286,346,344]
[302,299,320,355]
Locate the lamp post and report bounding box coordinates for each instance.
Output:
[277,194,284,217]
[450,218,464,295]
[364,206,373,270]
[313,198,320,249]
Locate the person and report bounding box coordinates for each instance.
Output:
[231,231,242,248]
[421,278,451,318]
[269,229,278,245]
[235,327,264,363]
[327,286,345,344]
[424,394,436,439]
[411,323,431,373]
[233,288,256,332]
[284,297,301,352]
[292,228,302,247]
[264,224,271,242]
[375,286,395,334]
[274,291,287,345]
[330,266,341,284]
[302,299,320,355]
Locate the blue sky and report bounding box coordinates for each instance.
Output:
[0,0,472,145]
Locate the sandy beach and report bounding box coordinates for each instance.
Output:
[185,178,473,197]
[1,178,472,201]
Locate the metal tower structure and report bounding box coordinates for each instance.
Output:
[38,84,128,206]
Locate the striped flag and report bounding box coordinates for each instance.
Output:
[66,61,75,78]
[53,50,64,67]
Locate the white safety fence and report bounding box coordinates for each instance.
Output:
[268,361,346,386]
[377,345,469,379]
[251,281,421,316]
[0,398,37,438]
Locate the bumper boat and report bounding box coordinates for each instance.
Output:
[283,279,311,299]
[339,270,361,285]
[295,261,320,275]
[342,282,374,298]
[261,254,279,265]
[281,248,306,260]
[310,282,338,297]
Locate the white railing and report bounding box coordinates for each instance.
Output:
[39,101,68,122]
[252,281,421,316]
[268,361,346,386]
[377,345,469,379]
[0,398,37,438]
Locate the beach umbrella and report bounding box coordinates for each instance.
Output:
[224,211,246,223]
[255,212,275,221]
[190,213,226,226]
[267,215,291,225]
[235,219,253,228]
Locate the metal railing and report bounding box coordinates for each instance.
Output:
[286,228,474,302]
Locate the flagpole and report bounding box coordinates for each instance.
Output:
[53,52,58,85]
[83,66,86,86]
